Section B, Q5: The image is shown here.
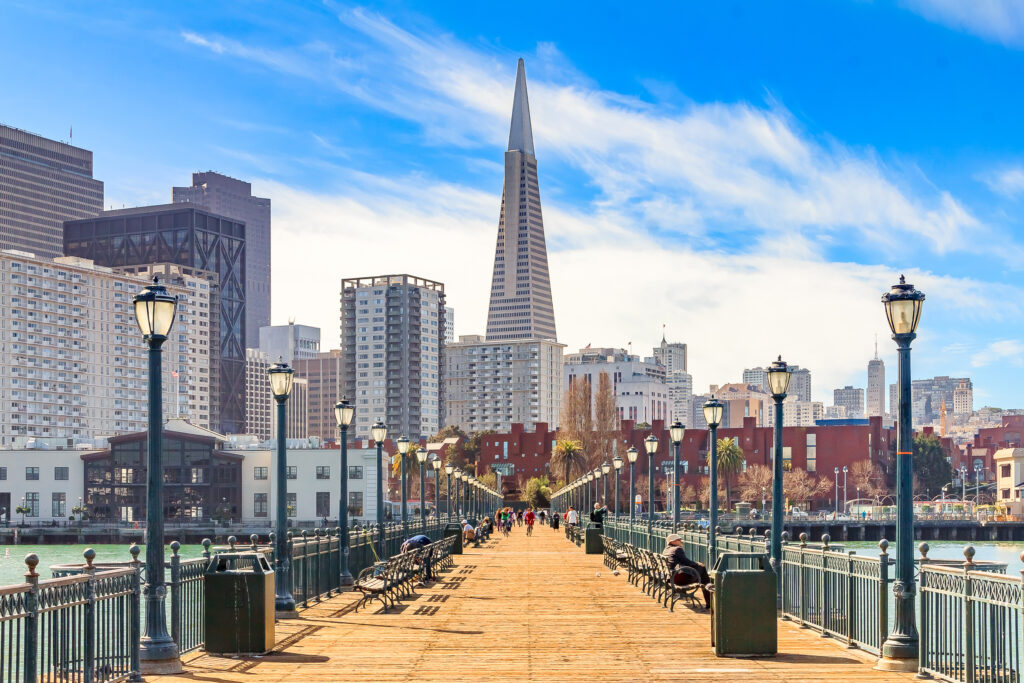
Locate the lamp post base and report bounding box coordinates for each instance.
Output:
[875,655,918,673]
[140,656,183,675]
[339,572,354,586]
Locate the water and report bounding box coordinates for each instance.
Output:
[0,544,208,586]
[844,540,1024,573]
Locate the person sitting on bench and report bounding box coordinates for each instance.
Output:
[401,534,434,582]
[461,519,475,544]
[663,534,712,609]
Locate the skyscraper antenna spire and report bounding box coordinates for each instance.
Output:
[507,58,535,155]
[874,334,878,359]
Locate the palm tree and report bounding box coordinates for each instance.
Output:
[392,443,421,503]
[707,437,744,513]
[551,439,586,482]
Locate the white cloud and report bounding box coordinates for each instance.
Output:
[971,340,1024,367]
[984,166,1024,198]
[902,0,1024,48]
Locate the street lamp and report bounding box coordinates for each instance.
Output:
[670,421,685,529]
[766,356,791,599]
[453,469,463,517]
[371,420,388,560]
[602,461,611,510]
[334,397,355,585]
[594,467,603,513]
[975,464,983,503]
[703,397,724,561]
[417,446,428,534]
[879,274,925,671]
[834,466,840,512]
[612,454,623,519]
[396,436,410,536]
[431,455,441,528]
[644,434,658,550]
[959,464,968,505]
[444,462,454,521]
[627,446,638,546]
[268,360,296,616]
[843,465,849,514]
[132,277,182,673]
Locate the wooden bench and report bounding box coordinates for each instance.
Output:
[601,538,704,613]
[355,536,458,612]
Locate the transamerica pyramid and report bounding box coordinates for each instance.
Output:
[485,59,557,342]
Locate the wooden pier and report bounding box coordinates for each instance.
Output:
[149,526,917,682]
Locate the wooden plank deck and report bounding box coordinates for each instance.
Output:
[150,526,916,682]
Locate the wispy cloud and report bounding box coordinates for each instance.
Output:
[971,339,1024,367]
[901,0,1024,48]
[983,166,1024,198]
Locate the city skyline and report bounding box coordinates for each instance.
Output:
[3,2,1024,407]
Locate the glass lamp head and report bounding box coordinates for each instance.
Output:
[669,421,685,444]
[334,397,355,427]
[602,461,611,474]
[627,446,639,463]
[703,396,724,429]
[267,361,295,399]
[396,436,411,455]
[766,356,793,397]
[132,277,178,341]
[612,454,623,470]
[882,274,925,336]
[370,420,387,444]
[444,463,454,475]
[644,434,659,456]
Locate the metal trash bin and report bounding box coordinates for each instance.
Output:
[585,523,603,554]
[204,552,275,654]
[709,552,777,657]
[444,523,463,554]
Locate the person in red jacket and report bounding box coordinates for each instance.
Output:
[524,508,536,536]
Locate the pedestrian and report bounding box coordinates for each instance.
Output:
[551,510,560,530]
[566,506,579,527]
[524,508,536,536]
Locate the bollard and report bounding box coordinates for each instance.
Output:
[202,538,212,561]
[250,534,259,552]
[228,535,237,551]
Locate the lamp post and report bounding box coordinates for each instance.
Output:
[417,447,428,534]
[627,446,638,546]
[431,456,441,529]
[879,274,925,671]
[644,434,658,550]
[396,436,410,537]
[133,278,182,673]
[371,420,388,560]
[703,397,724,562]
[975,464,983,503]
[612,454,623,519]
[444,463,454,521]
[766,358,792,601]
[601,461,611,509]
[960,465,967,505]
[594,467,603,513]
[843,466,849,514]
[268,360,297,615]
[670,421,684,530]
[834,467,840,512]
[761,486,767,518]
[334,398,355,585]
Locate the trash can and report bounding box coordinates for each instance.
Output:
[585,523,603,554]
[444,523,463,554]
[709,552,777,657]
[204,552,275,654]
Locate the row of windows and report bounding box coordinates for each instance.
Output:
[252,466,363,480]
[2,466,68,481]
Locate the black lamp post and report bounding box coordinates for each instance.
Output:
[612,454,623,519]
[371,420,388,559]
[444,463,454,521]
[396,436,410,537]
[594,467,602,513]
[601,461,611,508]
[431,455,441,529]
[133,277,181,674]
[644,434,658,550]
[669,421,684,529]
[703,397,724,561]
[268,360,296,615]
[766,357,792,600]
[879,274,925,671]
[334,398,355,585]
[627,446,638,546]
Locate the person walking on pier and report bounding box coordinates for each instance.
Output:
[663,534,712,610]
[566,506,579,527]
[551,510,560,531]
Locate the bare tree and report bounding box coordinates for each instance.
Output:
[560,376,593,459]
[851,459,887,500]
[592,371,620,470]
[783,470,833,509]
[737,464,774,503]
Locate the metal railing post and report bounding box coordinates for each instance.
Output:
[84,549,97,683]
[878,539,889,655]
[129,544,143,682]
[964,547,976,683]
[846,551,856,648]
[301,530,310,607]
[820,534,830,636]
[799,533,808,626]
[23,553,39,683]
[170,541,182,648]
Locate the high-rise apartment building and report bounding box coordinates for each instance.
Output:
[173,172,270,345]
[259,323,320,363]
[766,397,825,427]
[833,386,865,418]
[445,307,455,345]
[563,347,671,423]
[666,371,694,428]
[789,366,812,402]
[742,368,768,393]
[0,125,104,258]
[0,251,214,444]
[245,349,273,441]
[294,350,343,442]
[340,274,445,440]
[63,204,247,433]
[653,337,687,374]
[485,60,556,342]
[867,345,886,417]
[445,335,563,433]
[953,380,973,416]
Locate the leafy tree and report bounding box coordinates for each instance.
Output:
[520,475,552,508]
[709,438,745,512]
[463,430,494,467]
[914,434,952,497]
[431,425,469,442]
[551,439,586,482]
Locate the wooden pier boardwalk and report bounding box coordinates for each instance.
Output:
[150,526,916,682]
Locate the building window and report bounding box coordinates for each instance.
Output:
[349,466,363,479]
[254,467,268,480]
[26,467,39,481]
[287,493,297,517]
[254,493,268,517]
[348,492,364,517]
[316,466,331,480]
[52,493,66,518]
[0,467,6,480]
[806,434,817,473]
[286,466,297,480]
[316,492,331,517]
[1002,488,1011,500]
[25,492,39,517]
[54,467,69,481]
[190,468,205,484]
[1002,465,1012,478]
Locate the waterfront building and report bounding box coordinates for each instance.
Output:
[834,385,865,419]
[867,345,886,417]
[0,251,214,445]
[293,350,344,443]
[173,172,270,344]
[259,322,320,363]
[485,59,556,342]
[994,448,1024,514]
[0,446,92,524]
[340,274,445,441]
[0,124,103,258]
[63,204,247,434]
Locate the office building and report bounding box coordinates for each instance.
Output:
[485,60,557,342]
[173,172,270,345]
[340,274,445,441]
[445,335,563,433]
[653,336,687,374]
[0,125,103,258]
[742,367,768,393]
[562,347,670,423]
[245,349,273,441]
[293,350,344,443]
[833,386,865,419]
[259,322,320,363]
[953,380,974,416]
[867,345,886,417]
[63,204,247,433]
[789,366,812,402]
[445,307,455,345]
[766,397,825,427]
[0,251,214,444]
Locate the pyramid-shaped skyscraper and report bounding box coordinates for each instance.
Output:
[485,59,557,342]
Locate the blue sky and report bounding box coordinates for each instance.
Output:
[2,0,1024,408]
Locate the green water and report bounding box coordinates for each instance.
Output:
[844,540,1024,573]
[0,544,208,586]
